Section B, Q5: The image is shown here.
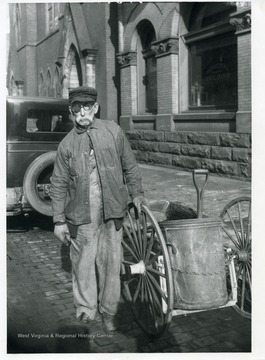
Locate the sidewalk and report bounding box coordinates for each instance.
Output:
[6,165,251,353]
[139,164,251,217]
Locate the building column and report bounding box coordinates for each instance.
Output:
[230,8,251,133]
[24,3,38,96]
[117,51,137,130]
[151,37,179,131]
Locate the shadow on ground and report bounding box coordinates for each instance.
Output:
[7,213,54,232]
[60,243,72,273]
[51,301,179,353]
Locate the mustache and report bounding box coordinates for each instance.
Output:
[78,117,93,122]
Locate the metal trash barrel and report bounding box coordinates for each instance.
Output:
[159,170,228,310]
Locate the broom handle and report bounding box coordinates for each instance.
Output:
[192,169,209,218]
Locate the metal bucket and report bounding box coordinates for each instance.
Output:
[159,170,228,310]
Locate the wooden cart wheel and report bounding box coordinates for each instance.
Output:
[220,196,251,319]
[121,203,174,338]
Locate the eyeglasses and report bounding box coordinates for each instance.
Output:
[71,102,95,113]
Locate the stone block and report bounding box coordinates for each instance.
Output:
[159,142,182,154]
[125,131,143,140]
[236,111,251,134]
[238,163,251,178]
[149,152,172,165]
[172,155,202,169]
[181,144,211,158]
[187,133,220,146]
[120,116,133,131]
[219,133,251,148]
[232,148,250,163]
[211,146,232,161]
[201,159,239,177]
[164,131,188,143]
[142,130,164,141]
[129,140,139,150]
[133,150,148,162]
[134,141,159,152]
[156,114,174,131]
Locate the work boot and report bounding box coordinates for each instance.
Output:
[77,313,92,324]
[102,313,119,332]
[77,311,102,324]
[94,311,103,322]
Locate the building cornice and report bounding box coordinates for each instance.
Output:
[230,10,251,34]
[183,21,234,44]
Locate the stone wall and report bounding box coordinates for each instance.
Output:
[126,130,251,179]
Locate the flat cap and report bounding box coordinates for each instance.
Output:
[69,86,97,103]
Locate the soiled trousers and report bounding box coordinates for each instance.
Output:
[69,162,122,320]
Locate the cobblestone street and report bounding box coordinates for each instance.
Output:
[7,165,252,354]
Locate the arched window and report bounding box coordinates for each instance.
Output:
[185,3,237,111]
[54,67,60,98]
[136,20,157,114]
[68,45,82,90]
[46,70,52,97]
[47,3,60,34]
[39,74,45,96]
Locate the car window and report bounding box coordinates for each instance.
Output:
[26,109,73,133]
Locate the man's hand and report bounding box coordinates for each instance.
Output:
[54,223,71,245]
[133,195,149,213]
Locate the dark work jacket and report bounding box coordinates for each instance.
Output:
[50,118,144,226]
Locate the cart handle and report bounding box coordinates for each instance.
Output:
[192,169,209,218]
[166,242,177,255]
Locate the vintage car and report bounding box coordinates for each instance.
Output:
[6,96,73,217]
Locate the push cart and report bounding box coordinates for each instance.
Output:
[121,169,251,337]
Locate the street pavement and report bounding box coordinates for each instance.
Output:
[6,164,251,354]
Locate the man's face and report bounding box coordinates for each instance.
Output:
[70,101,98,126]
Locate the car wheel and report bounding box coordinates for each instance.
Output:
[23,151,56,216]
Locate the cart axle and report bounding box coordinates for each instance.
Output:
[129,260,146,275]
[237,249,248,263]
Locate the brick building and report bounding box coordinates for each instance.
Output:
[7,2,251,179]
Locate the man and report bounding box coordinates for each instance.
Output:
[50,86,148,331]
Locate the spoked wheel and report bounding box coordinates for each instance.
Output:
[220,196,251,319]
[121,203,174,338]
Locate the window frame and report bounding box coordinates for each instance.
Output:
[26,108,72,135]
[183,19,237,112]
[136,20,157,115]
[46,3,60,34]
[15,4,22,47]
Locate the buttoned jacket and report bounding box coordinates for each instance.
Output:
[50,118,143,225]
